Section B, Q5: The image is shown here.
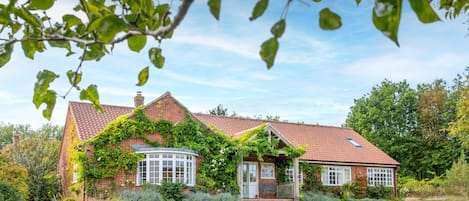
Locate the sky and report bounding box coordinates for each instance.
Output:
[0,1,468,128]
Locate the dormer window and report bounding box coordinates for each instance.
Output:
[347,138,362,148]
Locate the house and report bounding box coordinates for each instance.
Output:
[59,92,399,200]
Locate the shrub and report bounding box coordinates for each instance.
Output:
[63,198,78,201]
[357,198,388,201]
[367,185,392,199]
[119,188,163,201]
[445,151,469,197]
[398,176,445,197]
[183,192,213,201]
[352,176,368,199]
[212,193,238,201]
[0,182,25,201]
[159,181,186,201]
[300,191,340,201]
[183,192,238,201]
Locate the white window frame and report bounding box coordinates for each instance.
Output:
[261,163,275,179]
[72,164,78,184]
[136,152,196,186]
[285,166,303,183]
[367,168,394,187]
[321,166,351,186]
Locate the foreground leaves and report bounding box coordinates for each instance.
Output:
[372,0,402,46]
[137,66,150,86]
[80,85,104,113]
[260,37,278,69]
[319,8,342,30]
[0,43,13,68]
[208,0,221,20]
[33,70,59,120]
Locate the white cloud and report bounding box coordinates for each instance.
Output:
[343,47,468,84]
[161,71,250,89]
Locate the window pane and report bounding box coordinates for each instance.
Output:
[162,160,173,182]
[149,160,159,184]
[261,163,275,178]
[175,161,185,183]
[138,160,147,185]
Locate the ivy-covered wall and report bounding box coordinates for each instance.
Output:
[71,107,305,198]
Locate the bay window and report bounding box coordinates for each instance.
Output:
[134,147,197,186]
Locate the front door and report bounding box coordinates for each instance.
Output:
[243,162,258,198]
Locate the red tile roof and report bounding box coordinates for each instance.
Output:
[69,102,133,140]
[193,113,399,166]
[67,94,399,166]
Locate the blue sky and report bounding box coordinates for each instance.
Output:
[0,1,468,128]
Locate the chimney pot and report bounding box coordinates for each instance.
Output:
[134,91,144,107]
[13,132,20,152]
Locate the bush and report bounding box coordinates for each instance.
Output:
[300,191,340,201]
[0,182,25,201]
[445,151,469,196]
[357,198,388,201]
[398,176,445,197]
[119,188,163,201]
[63,198,78,201]
[367,185,392,199]
[183,192,238,201]
[183,192,213,201]
[159,181,186,201]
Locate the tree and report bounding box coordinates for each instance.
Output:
[9,135,61,201]
[0,153,28,200]
[449,73,469,150]
[345,80,421,177]
[0,0,466,120]
[415,80,461,177]
[209,104,229,116]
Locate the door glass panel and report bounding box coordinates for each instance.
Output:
[250,164,257,182]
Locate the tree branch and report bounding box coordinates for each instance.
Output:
[113,0,194,44]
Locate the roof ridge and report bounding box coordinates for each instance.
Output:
[193,113,351,130]
[69,101,133,109]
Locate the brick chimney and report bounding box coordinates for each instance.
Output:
[12,132,20,152]
[134,91,144,107]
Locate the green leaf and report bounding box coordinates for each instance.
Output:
[250,0,268,21]
[148,48,165,68]
[21,40,35,59]
[48,40,72,53]
[29,0,54,10]
[128,35,147,52]
[83,44,106,61]
[372,0,402,46]
[355,0,361,5]
[319,8,342,30]
[271,19,286,38]
[33,70,59,120]
[409,0,440,23]
[312,0,321,2]
[15,7,41,27]
[96,15,129,43]
[0,42,13,68]
[136,66,149,86]
[63,14,82,29]
[66,70,82,87]
[80,85,104,113]
[259,37,278,69]
[208,0,221,20]
[0,8,12,25]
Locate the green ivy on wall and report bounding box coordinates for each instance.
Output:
[72,108,305,196]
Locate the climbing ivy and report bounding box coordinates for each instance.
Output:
[300,163,324,191]
[73,108,305,196]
